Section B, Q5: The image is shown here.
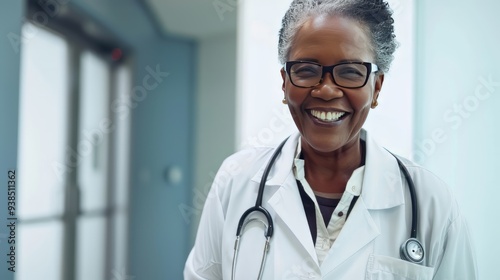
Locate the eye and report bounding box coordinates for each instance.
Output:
[335,65,366,80]
[291,63,321,78]
[338,67,363,76]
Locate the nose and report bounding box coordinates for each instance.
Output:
[310,72,344,100]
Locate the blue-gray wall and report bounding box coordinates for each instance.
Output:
[127,38,194,279]
[0,1,23,280]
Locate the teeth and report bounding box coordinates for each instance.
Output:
[311,110,345,122]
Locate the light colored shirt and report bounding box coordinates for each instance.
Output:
[293,138,365,265]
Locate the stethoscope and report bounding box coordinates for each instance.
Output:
[231,137,425,279]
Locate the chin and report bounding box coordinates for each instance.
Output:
[302,134,348,154]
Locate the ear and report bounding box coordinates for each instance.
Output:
[280,68,286,92]
[373,73,384,104]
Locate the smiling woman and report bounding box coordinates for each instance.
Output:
[184,1,478,279]
[280,15,383,193]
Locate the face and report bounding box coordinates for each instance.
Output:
[280,15,384,154]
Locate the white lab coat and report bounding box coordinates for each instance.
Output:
[184,131,477,279]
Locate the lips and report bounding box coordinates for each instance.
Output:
[309,109,347,122]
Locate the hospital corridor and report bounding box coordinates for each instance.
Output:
[0,0,499,279]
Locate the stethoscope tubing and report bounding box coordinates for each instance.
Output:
[232,137,424,279]
[236,137,290,238]
[255,137,290,208]
[391,154,418,239]
[386,150,424,263]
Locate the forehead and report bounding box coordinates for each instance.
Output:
[289,15,374,63]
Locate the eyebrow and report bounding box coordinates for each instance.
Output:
[294,57,320,63]
[293,58,364,64]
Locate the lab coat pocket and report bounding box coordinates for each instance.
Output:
[366,254,434,280]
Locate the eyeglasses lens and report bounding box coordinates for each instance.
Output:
[290,62,368,88]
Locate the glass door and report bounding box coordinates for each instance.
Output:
[17,20,132,280]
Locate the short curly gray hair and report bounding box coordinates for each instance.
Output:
[278,0,398,74]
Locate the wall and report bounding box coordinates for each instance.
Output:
[0,2,23,280]
[127,38,194,280]
[415,0,500,277]
[364,0,415,156]
[191,32,237,241]
[236,0,296,150]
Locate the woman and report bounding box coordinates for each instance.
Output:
[185,0,477,279]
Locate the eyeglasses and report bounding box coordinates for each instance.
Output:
[284,61,379,89]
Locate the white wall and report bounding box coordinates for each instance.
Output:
[364,0,414,157]
[193,32,237,240]
[236,0,296,150]
[415,0,500,277]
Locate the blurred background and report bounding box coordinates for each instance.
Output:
[0,0,498,279]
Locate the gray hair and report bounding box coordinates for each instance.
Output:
[278,0,398,74]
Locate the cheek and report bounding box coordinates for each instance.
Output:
[351,88,374,112]
[285,85,308,110]
[286,95,304,122]
[285,85,310,129]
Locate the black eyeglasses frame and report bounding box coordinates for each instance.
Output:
[284,61,379,89]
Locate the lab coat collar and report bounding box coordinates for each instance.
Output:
[361,129,405,210]
[250,132,300,187]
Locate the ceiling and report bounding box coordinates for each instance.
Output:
[143,0,238,39]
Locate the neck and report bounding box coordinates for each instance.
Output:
[301,136,364,193]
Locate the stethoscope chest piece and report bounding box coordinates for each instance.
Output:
[400,238,424,263]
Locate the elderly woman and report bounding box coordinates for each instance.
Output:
[184,0,477,279]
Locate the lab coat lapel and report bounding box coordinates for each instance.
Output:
[250,132,319,265]
[320,130,405,274]
[362,129,405,209]
[320,197,379,274]
[268,174,319,265]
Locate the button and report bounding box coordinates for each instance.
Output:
[322,239,331,250]
[338,211,344,217]
[352,185,356,191]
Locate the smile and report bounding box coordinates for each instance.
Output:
[310,109,346,122]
